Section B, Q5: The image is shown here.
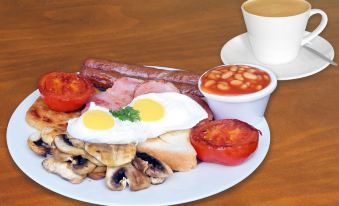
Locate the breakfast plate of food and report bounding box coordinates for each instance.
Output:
[7,59,272,206]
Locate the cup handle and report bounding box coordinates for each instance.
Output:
[301,9,328,46]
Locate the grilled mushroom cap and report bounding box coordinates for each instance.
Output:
[52,148,73,162]
[106,163,151,191]
[83,152,105,167]
[42,157,86,184]
[71,155,96,175]
[85,143,136,167]
[106,166,128,191]
[124,163,151,191]
[132,152,173,178]
[54,134,85,156]
[150,177,166,185]
[27,131,51,157]
[41,127,63,146]
[51,148,96,175]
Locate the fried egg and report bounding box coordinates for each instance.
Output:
[67,92,208,144]
[67,103,151,144]
[130,92,208,137]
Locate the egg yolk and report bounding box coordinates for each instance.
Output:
[83,110,115,130]
[132,98,165,121]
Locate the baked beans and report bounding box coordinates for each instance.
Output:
[201,65,271,95]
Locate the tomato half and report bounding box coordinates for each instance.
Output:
[38,72,94,112]
[190,119,260,166]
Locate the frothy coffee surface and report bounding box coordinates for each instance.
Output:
[243,0,310,17]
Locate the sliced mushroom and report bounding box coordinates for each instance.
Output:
[41,127,63,146]
[52,148,73,162]
[53,145,103,167]
[150,177,166,185]
[69,138,85,148]
[54,134,85,156]
[106,163,151,191]
[51,148,96,175]
[71,155,96,175]
[84,152,105,167]
[42,157,86,184]
[132,152,173,179]
[124,163,151,191]
[27,131,51,157]
[106,166,128,191]
[88,166,107,180]
[85,143,136,167]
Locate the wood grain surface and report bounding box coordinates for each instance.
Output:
[1,0,338,205]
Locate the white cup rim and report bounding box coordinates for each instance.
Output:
[241,0,311,18]
[198,64,278,103]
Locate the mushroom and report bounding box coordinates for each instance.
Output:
[50,148,96,175]
[27,131,51,157]
[41,127,63,146]
[132,152,173,184]
[54,134,85,156]
[52,147,73,162]
[124,163,151,191]
[106,163,151,191]
[88,166,106,180]
[71,155,96,175]
[105,166,128,191]
[52,137,103,166]
[85,143,136,167]
[42,157,86,184]
[150,177,166,185]
[83,152,105,167]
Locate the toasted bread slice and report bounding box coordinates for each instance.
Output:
[26,97,81,131]
[137,129,197,172]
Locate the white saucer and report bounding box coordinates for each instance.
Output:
[220,32,335,80]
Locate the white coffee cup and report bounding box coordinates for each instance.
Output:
[242,0,328,65]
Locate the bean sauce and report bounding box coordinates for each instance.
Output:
[201,65,271,95]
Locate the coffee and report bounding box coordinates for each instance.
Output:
[243,0,310,17]
[241,0,327,65]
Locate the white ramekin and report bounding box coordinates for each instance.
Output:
[198,64,278,125]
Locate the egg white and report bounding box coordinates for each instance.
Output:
[129,92,208,137]
[67,103,152,144]
[67,93,208,144]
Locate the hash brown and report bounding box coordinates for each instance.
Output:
[25,97,81,131]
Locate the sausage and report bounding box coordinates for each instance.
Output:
[81,67,122,89]
[84,58,200,85]
[174,82,203,97]
[81,67,203,97]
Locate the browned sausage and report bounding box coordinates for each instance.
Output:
[81,67,122,89]
[174,82,203,97]
[84,58,200,85]
[81,67,203,96]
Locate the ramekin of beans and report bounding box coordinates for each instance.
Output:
[199,64,277,125]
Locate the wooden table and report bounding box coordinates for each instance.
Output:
[1,0,338,205]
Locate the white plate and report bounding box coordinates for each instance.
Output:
[7,90,270,206]
[220,32,335,80]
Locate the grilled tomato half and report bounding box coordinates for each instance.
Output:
[190,119,260,166]
[38,72,94,112]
